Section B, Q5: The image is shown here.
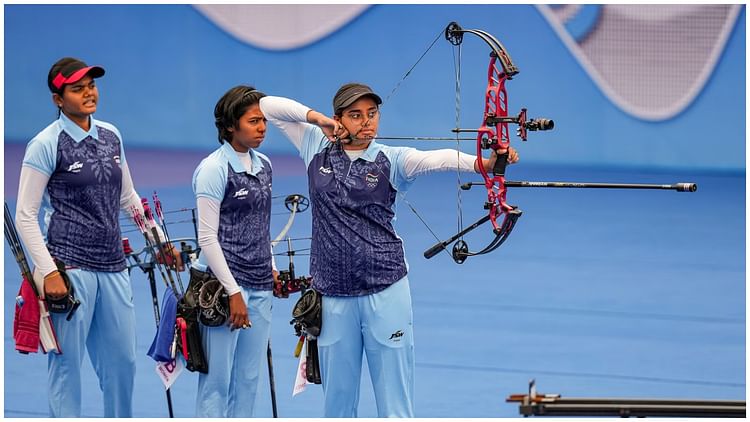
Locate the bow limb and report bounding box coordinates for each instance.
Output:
[423,206,521,263]
[271,202,297,248]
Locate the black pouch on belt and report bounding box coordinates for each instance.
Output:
[175,268,211,373]
[197,279,229,327]
[291,289,322,384]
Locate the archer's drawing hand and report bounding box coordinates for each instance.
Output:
[307,110,348,142]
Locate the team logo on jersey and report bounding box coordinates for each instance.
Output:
[365,173,379,188]
[319,166,333,175]
[67,161,84,173]
[233,188,249,199]
[389,329,404,342]
[113,155,121,164]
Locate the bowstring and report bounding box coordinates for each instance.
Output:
[382,27,445,106]
[398,193,448,248]
[453,40,465,244]
[382,24,457,260]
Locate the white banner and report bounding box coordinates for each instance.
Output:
[155,359,183,390]
[292,340,309,396]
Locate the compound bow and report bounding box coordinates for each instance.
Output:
[383,21,696,264]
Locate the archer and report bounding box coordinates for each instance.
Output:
[189,85,280,417]
[258,83,518,417]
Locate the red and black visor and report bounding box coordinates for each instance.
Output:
[51,64,105,90]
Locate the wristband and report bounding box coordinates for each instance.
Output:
[43,270,60,281]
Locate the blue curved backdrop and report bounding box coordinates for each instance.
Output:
[4,4,745,172]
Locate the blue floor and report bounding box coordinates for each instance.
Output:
[3,147,745,417]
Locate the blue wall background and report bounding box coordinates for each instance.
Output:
[4,4,746,172]
[3,6,745,417]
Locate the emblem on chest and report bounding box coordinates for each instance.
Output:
[319,166,333,175]
[233,187,249,199]
[67,161,84,173]
[365,173,379,188]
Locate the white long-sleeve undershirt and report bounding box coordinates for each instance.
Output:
[259,96,311,151]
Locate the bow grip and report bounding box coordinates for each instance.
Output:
[492,148,509,177]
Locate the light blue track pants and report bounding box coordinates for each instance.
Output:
[318,277,415,417]
[48,268,136,417]
[196,287,272,417]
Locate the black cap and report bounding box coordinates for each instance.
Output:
[333,83,382,114]
[48,57,105,93]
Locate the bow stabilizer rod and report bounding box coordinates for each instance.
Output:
[460,181,698,192]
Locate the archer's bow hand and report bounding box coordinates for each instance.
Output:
[272,270,280,293]
[495,146,520,164]
[43,270,68,300]
[477,147,520,172]
[157,243,185,272]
